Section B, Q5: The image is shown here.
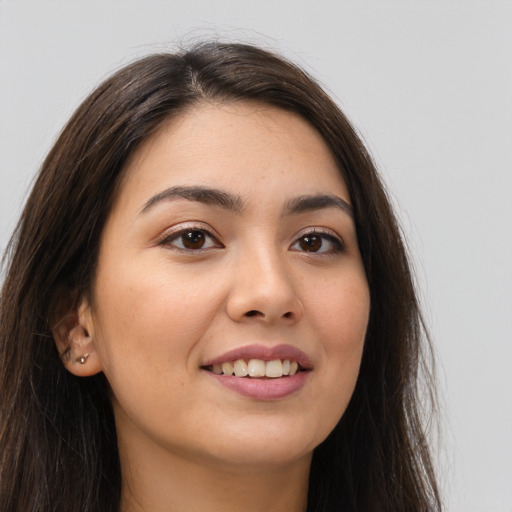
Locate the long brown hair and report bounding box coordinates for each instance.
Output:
[0,42,441,511]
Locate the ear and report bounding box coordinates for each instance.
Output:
[52,295,103,377]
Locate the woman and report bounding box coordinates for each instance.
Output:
[0,42,441,511]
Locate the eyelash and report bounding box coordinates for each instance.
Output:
[158,225,223,251]
[290,229,345,254]
[158,225,345,254]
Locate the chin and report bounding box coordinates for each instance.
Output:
[194,419,327,470]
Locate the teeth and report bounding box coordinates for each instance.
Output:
[211,358,302,378]
[265,359,283,378]
[221,362,234,376]
[233,359,248,377]
[248,359,266,377]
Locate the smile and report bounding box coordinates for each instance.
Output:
[204,358,302,378]
[200,344,312,399]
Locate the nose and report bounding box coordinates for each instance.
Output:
[226,249,304,325]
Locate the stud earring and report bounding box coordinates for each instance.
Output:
[75,353,90,365]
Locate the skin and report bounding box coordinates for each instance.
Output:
[58,102,370,512]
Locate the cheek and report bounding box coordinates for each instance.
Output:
[90,263,230,437]
[309,271,370,402]
[90,260,226,378]
[310,269,370,345]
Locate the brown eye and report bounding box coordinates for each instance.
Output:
[291,231,344,254]
[161,228,221,251]
[181,230,206,249]
[299,235,323,252]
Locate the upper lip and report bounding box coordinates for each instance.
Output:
[202,344,313,370]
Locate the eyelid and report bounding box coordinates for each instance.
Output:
[290,227,346,253]
[157,222,223,249]
[155,223,345,253]
[294,227,344,244]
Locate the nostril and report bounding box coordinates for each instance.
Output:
[244,310,295,319]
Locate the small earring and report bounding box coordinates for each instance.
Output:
[75,353,90,365]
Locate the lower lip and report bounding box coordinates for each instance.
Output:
[204,371,310,400]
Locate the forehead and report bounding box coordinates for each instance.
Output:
[116,101,350,212]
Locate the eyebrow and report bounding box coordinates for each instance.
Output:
[284,194,353,218]
[140,186,245,215]
[139,185,353,218]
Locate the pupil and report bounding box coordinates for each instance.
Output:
[183,230,205,249]
[300,235,322,252]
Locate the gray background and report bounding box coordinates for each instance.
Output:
[1,1,511,510]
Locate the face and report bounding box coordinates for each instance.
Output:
[84,102,370,471]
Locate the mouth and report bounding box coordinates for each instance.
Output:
[202,358,305,378]
[201,345,312,400]
[200,344,312,378]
